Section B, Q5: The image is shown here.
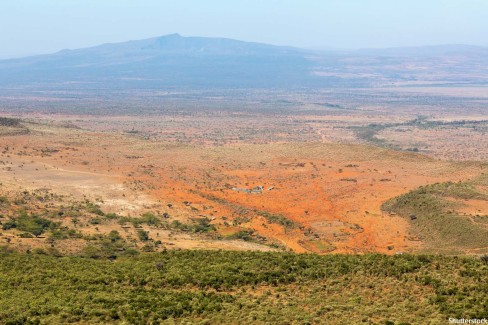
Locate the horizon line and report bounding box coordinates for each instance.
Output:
[1,33,487,60]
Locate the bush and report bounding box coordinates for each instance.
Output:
[140,213,160,226]
[4,213,57,237]
[2,220,17,230]
[107,230,122,242]
[31,247,62,256]
[50,228,82,240]
[257,211,296,229]
[141,243,155,252]
[104,213,120,220]
[90,218,102,225]
[228,230,254,241]
[193,218,216,233]
[481,255,488,265]
[137,230,150,241]
[84,202,105,216]
[0,196,9,205]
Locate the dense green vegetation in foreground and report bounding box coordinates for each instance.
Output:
[1,250,488,324]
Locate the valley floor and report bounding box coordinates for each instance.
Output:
[0,116,487,256]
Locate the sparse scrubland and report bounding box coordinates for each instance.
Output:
[382,174,488,254]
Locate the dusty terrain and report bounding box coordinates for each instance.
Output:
[1,85,487,255]
[1,113,486,255]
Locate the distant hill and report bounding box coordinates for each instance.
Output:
[0,34,487,89]
[0,34,317,88]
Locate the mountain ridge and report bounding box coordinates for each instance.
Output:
[1,34,487,89]
[3,34,487,61]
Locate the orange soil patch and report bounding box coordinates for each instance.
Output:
[1,121,486,254]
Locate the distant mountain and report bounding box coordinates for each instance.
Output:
[0,34,317,88]
[5,33,304,66]
[0,34,487,89]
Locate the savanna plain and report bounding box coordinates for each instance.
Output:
[1,84,488,324]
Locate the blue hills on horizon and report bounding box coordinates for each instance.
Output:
[1,33,487,89]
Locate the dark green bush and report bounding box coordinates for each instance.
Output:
[137,230,150,241]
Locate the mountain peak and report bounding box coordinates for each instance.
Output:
[158,33,182,39]
[140,33,292,56]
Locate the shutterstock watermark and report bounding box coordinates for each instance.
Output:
[449,318,488,324]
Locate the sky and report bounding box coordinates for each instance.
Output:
[1,0,487,59]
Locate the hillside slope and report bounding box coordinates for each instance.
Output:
[1,250,487,324]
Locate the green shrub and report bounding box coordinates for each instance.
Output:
[84,202,105,216]
[140,213,160,226]
[50,228,82,240]
[18,232,34,238]
[104,213,120,220]
[107,230,122,242]
[4,214,57,237]
[90,218,102,225]
[137,230,150,241]
[228,230,254,241]
[257,211,296,229]
[2,220,17,230]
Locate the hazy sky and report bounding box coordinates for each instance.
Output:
[1,0,487,58]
